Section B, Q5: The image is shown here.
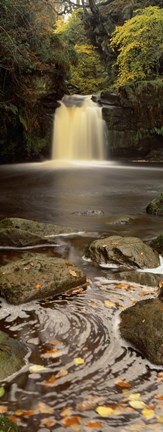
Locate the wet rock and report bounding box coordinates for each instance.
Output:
[0,330,28,381]
[150,234,163,255]
[146,194,163,216]
[120,294,163,365]
[0,217,74,247]
[88,235,159,269]
[107,270,163,287]
[0,254,86,304]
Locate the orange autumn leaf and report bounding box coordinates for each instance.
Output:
[0,405,8,413]
[116,380,131,388]
[41,417,56,427]
[69,269,77,277]
[56,369,68,378]
[15,409,36,417]
[35,402,54,414]
[35,283,41,289]
[61,416,81,427]
[87,420,103,428]
[43,375,56,386]
[155,395,163,400]
[43,348,59,356]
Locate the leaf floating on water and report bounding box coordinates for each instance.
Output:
[89,301,98,308]
[155,394,163,400]
[87,420,104,428]
[42,348,64,358]
[157,372,163,382]
[41,417,56,427]
[142,408,155,420]
[128,400,147,410]
[96,406,114,417]
[56,368,68,378]
[35,401,54,414]
[115,380,131,388]
[104,299,116,308]
[15,409,36,417]
[128,393,141,400]
[29,364,48,373]
[61,416,81,427]
[76,395,105,412]
[0,387,5,398]
[74,357,85,365]
[43,375,56,386]
[156,415,163,423]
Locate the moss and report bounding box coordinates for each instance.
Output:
[0,415,19,432]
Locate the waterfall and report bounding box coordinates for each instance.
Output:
[52,95,106,161]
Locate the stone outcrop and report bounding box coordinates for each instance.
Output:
[88,235,160,269]
[107,270,163,288]
[101,81,163,160]
[0,330,28,381]
[0,254,86,305]
[146,194,163,216]
[120,289,163,365]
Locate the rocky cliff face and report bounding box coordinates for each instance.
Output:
[102,81,163,161]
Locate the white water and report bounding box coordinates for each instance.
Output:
[52,95,106,161]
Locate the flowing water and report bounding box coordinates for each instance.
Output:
[52,96,106,161]
[0,162,163,432]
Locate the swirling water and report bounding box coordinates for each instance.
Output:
[0,163,163,431]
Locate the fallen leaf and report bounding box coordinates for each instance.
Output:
[115,380,131,388]
[29,364,48,373]
[142,408,155,420]
[56,369,68,378]
[35,402,54,414]
[43,375,56,386]
[42,348,61,358]
[104,299,116,308]
[89,301,98,308]
[159,281,163,288]
[61,407,72,417]
[0,405,8,413]
[61,416,81,427]
[76,395,105,412]
[48,339,64,346]
[155,395,163,400]
[128,393,141,400]
[69,269,77,277]
[157,372,163,382]
[96,406,114,417]
[129,400,147,410]
[35,283,41,289]
[156,415,163,423]
[15,409,36,417]
[41,417,56,427]
[74,357,85,365]
[87,420,103,428]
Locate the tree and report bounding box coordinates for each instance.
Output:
[110,6,163,87]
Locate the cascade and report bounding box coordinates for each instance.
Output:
[52,95,107,161]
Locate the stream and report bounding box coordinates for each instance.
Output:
[0,161,163,432]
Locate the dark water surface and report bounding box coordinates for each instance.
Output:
[0,161,163,432]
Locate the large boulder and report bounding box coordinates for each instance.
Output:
[150,234,163,255]
[0,217,74,247]
[0,254,86,304]
[146,195,163,216]
[120,289,163,365]
[88,235,160,269]
[0,330,28,381]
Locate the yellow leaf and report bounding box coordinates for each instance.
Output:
[129,400,147,409]
[128,393,141,400]
[142,408,155,420]
[74,357,85,365]
[29,364,48,373]
[96,406,114,417]
[104,300,116,308]
[69,269,77,277]
[156,415,163,423]
[35,402,54,414]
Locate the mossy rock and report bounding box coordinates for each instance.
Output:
[0,331,28,381]
[0,415,19,431]
[150,234,163,254]
[146,194,163,216]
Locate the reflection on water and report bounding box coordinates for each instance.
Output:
[0,163,163,431]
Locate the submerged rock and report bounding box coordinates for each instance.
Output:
[0,330,28,381]
[88,235,159,269]
[120,293,163,365]
[146,194,163,216]
[0,254,86,304]
[107,270,163,287]
[0,217,74,247]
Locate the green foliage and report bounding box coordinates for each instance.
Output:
[110,6,163,87]
[54,10,109,94]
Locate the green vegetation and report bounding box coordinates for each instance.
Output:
[110,6,163,87]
